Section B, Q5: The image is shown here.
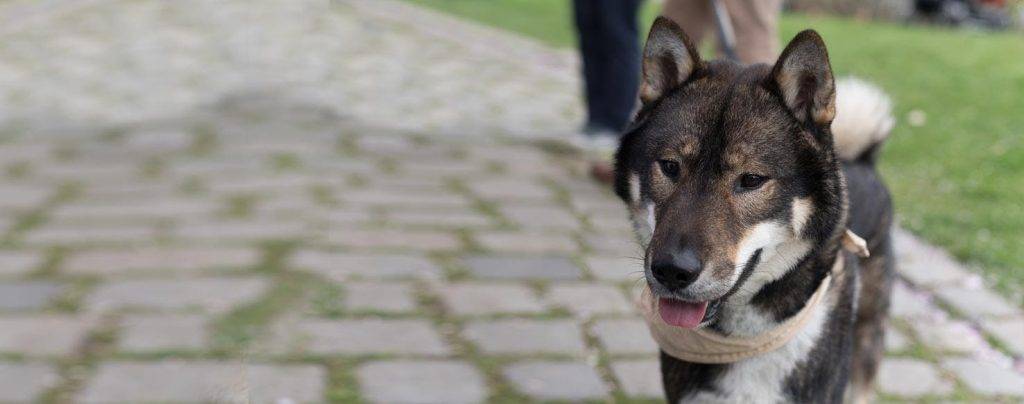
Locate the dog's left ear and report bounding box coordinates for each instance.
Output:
[771,30,836,129]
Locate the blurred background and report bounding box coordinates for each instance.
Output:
[0,0,1020,403]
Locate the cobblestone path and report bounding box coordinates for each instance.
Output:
[0,0,1020,402]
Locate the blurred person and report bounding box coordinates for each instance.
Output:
[573,0,782,183]
[663,0,783,65]
[571,0,645,156]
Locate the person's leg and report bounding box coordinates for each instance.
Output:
[724,0,783,64]
[573,0,644,134]
[661,0,714,48]
[572,0,605,132]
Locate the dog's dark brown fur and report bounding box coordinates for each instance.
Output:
[615,17,894,403]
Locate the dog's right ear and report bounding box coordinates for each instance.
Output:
[640,16,701,105]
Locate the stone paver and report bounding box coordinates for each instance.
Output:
[63,247,260,275]
[0,315,94,355]
[272,319,449,356]
[0,281,64,310]
[885,328,909,352]
[358,360,486,404]
[292,251,442,280]
[327,228,463,251]
[463,256,582,280]
[546,284,633,317]
[979,317,1024,355]
[908,319,985,354]
[119,314,208,352]
[475,230,579,254]
[892,229,971,287]
[464,319,585,355]
[86,278,268,313]
[0,251,43,276]
[78,361,325,403]
[611,359,663,398]
[344,282,418,313]
[436,283,546,315]
[934,286,1022,319]
[504,361,608,400]
[585,255,645,282]
[942,358,1024,397]
[876,358,953,397]
[890,282,933,318]
[0,362,61,402]
[592,319,660,355]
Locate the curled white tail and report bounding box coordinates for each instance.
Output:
[831,77,895,161]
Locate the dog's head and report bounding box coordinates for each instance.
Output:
[615,18,845,328]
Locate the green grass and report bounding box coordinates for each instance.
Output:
[404,0,1024,300]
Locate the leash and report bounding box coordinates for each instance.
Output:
[638,230,869,364]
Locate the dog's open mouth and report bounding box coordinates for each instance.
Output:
[658,298,721,328]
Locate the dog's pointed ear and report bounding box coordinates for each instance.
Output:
[640,17,701,105]
[771,30,836,127]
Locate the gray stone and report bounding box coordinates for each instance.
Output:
[583,234,639,256]
[475,231,578,254]
[979,317,1024,356]
[0,315,94,355]
[504,361,608,400]
[934,286,1022,319]
[463,256,582,280]
[592,319,659,355]
[0,281,64,310]
[890,282,933,318]
[119,314,208,352]
[23,224,156,246]
[585,255,644,282]
[464,319,585,355]
[174,220,307,242]
[385,209,493,228]
[358,360,486,404]
[437,283,545,315]
[86,278,269,313]
[942,358,1024,397]
[909,319,985,354]
[466,179,553,203]
[876,358,952,397]
[343,188,471,209]
[78,361,325,403]
[0,251,43,276]
[50,198,218,222]
[273,319,449,355]
[892,229,970,287]
[885,328,910,352]
[546,284,633,317]
[291,251,442,280]
[63,247,260,275]
[0,362,60,402]
[327,228,462,250]
[344,282,417,313]
[500,205,580,230]
[611,359,662,398]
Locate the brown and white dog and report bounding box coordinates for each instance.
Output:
[614,17,896,403]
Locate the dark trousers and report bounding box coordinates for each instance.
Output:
[573,0,644,134]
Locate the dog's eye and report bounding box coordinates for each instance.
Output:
[658,159,680,180]
[738,173,768,190]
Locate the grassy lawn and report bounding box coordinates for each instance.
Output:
[406,0,1024,300]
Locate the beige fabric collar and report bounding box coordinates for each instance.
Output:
[637,230,868,364]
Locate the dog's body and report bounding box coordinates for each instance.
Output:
[614,18,895,403]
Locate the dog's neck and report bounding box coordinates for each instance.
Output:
[713,240,839,337]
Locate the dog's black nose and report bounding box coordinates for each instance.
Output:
[651,248,702,291]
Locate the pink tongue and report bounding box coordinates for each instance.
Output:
[658,298,708,328]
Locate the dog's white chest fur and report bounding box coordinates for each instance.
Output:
[678,299,832,404]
